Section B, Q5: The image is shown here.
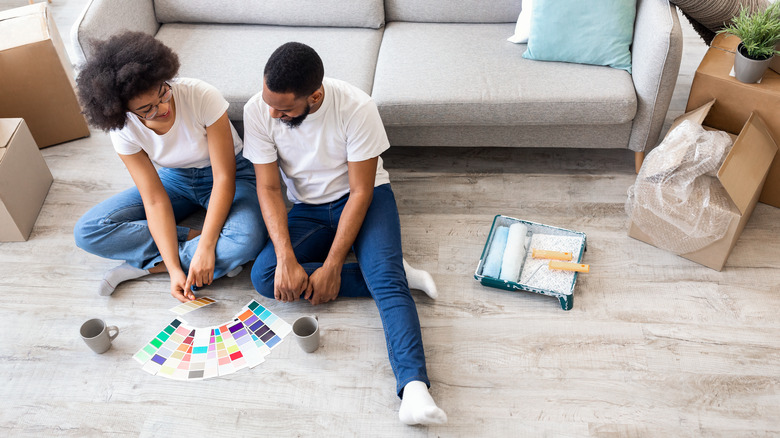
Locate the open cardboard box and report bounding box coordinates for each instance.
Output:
[0,119,53,241]
[629,100,778,271]
[686,34,780,207]
[0,3,89,148]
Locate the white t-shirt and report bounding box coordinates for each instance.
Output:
[110,78,242,169]
[243,77,391,204]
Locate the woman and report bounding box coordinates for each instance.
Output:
[74,31,266,302]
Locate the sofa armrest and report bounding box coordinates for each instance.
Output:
[70,0,160,66]
[628,0,683,153]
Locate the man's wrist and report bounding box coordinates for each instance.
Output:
[323,257,344,271]
[275,247,296,262]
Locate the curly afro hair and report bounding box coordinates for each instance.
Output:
[264,42,324,98]
[76,31,180,131]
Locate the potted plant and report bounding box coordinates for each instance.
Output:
[718,2,780,83]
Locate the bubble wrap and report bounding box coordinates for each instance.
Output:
[626,120,739,254]
[518,234,584,294]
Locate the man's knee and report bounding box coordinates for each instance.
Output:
[250,260,276,299]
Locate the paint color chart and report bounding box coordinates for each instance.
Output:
[169,296,216,315]
[133,300,291,380]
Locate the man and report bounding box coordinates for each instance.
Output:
[243,42,447,426]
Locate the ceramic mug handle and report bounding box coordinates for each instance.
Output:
[107,325,119,341]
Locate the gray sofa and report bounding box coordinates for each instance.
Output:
[72,0,682,163]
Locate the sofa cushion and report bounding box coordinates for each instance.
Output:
[154,0,385,29]
[155,24,384,120]
[372,22,637,127]
[385,0,520,23]
[385,123,633,148]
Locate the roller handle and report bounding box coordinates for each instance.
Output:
[532,249,573,261]
[548,260,589,273]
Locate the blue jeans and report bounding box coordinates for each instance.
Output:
[250,184,430,397]
[74,153,267,280]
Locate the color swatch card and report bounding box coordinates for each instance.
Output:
[134,299,291,380]
[170,296,216,315]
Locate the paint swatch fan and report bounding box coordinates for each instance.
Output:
[133,299,291,380]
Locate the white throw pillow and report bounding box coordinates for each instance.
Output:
[507,0,534,44]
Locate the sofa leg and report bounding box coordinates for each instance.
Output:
[634,151,645,174]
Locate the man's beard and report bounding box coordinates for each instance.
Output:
[281,104,310,128]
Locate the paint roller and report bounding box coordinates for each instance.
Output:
[499,223,529,282]
[482,226,508,278]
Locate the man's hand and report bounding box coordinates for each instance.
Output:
[274,259,309,302]
[306,263,341,305]
[170,269,195,302]
[185,246,215,295]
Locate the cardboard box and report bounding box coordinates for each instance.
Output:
[771,42,780,74]
[686,33,780,207]
[0,118,53,241]
[0,3,89,148]
[629,100,778,271]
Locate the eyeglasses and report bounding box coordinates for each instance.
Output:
[135,82,173,120]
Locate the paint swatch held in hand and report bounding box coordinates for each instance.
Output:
[169,296,216,315]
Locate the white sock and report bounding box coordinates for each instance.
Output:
[226,265,243,278]
[398,380,447,426]
[98,262,150,296]
[403,259,438,299]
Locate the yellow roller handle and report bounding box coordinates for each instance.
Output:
[548,260,590,273]
[532,249,573,261]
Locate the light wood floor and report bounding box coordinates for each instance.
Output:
[1,1,779,436]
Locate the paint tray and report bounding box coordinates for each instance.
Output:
[474,215,587,310]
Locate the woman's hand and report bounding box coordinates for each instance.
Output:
[170,268,195,302]
[185,246,216,294]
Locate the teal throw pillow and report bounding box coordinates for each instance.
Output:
[522,0,636,73]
